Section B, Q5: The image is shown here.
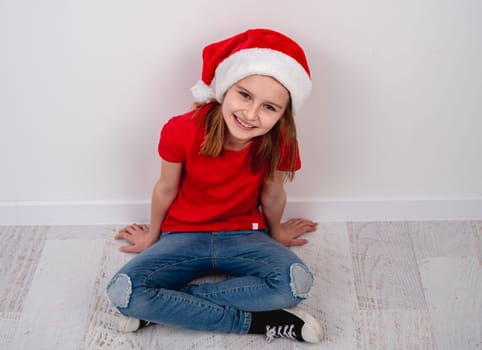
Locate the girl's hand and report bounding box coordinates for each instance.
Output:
[271,218,318,247]
[114,224,159,253]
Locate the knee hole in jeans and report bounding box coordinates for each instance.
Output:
[289,263,314,298]
[106,273,132,309]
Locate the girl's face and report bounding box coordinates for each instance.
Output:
[221,75,290,150]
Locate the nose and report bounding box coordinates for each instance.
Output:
[244,103,259,121]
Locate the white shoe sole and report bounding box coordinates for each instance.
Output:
[117,316,140,333]
[284,308,324,343]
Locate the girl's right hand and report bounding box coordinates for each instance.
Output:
[114,224,160,253]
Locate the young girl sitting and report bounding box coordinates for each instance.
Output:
[107,28,324,344]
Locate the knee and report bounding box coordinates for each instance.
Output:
[289,263,314,299]
[265,262,314,307]
[106,273,133,309]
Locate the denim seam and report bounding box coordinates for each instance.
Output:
[191,256,283,298]
[191,283,266,298]
[210,234,216,271]
[241,311,252,334]
[151,288,225,313]
[142,257,213,286]
[215,255,275,266]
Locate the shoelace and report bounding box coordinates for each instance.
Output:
[265,324,297,342]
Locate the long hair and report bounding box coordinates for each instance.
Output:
[195,102,298,182]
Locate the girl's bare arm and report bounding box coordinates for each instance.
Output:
[115,160,182,253]
[261,171,317,247]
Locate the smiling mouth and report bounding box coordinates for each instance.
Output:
[234,115,256,129]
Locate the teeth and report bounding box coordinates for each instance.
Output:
[235,116,254,128]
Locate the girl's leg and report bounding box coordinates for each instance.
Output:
[180,230,323,343]
[106,232,251,334]
[183,230,314,311]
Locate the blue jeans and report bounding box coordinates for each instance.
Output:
[106,230,314,334]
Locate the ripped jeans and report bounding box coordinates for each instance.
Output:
[106,230,313,334]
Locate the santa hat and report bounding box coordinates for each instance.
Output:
[191,28,312,115]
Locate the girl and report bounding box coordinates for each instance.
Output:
[107,28,324,344]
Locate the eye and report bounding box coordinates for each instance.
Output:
[238,90,250,99]
[263,104,276,112]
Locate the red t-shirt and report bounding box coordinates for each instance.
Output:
[158,104,301,232]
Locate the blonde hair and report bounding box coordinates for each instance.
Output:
[194,102,298,182]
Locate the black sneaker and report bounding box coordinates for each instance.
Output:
[251,308,324,343]
[117,315,152,333]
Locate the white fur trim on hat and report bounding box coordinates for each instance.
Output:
[190,80,215,103]
[213,48,312,114]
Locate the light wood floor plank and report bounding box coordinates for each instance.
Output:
[0,314,20,350]
[408,221,476,259]
[419,256,482,349]
[0,226,47,350]
[11,239,104,350]
[0,226,47,315]
[46,225,122,240]
[348,222,426,310]
[357,310,436,350]
[291,222,360,349]
[472,221,482,265]
[81,239,144,350]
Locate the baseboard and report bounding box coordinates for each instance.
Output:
[1,198,481,225]
[0,201,149,226]
[285,198,482,222]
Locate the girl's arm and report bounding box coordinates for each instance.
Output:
[261,171,317,247]
[115,160,182,253]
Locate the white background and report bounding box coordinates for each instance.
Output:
[1,0,481,222]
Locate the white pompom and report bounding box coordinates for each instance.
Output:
[190,80,214,103]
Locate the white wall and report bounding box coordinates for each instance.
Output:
[1,0,481,223]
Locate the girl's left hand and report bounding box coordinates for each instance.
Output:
[272,218,318,247]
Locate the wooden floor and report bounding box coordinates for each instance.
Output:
[0,222,480,350]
